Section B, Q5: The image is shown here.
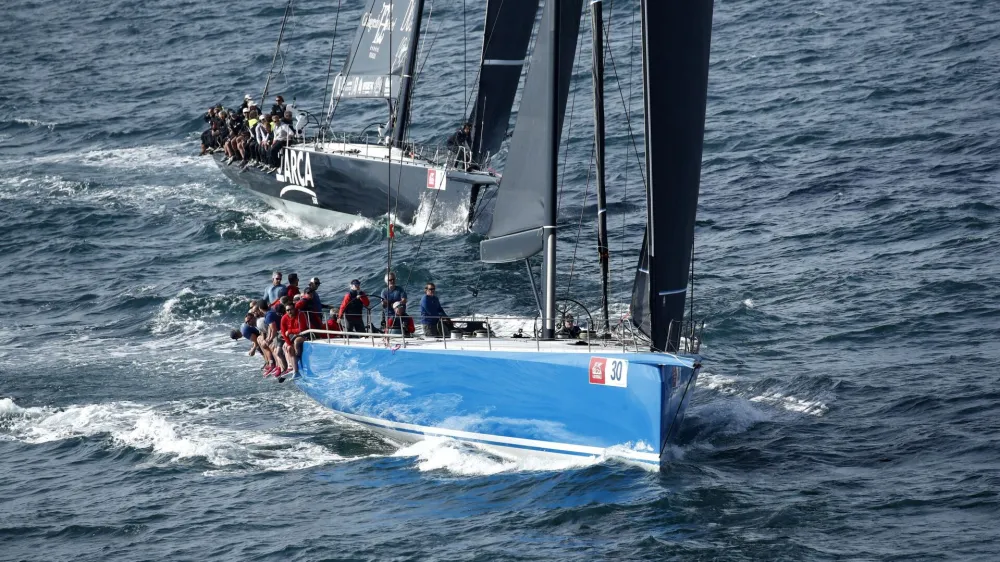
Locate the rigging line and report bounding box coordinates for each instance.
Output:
[261,0,294,105]
[326,0,377,130]
[688,242,695,337]
[402,186,442,289]
[563,143,595,300]
[459,0,506,122]
[385,0,395,283]
[556,22,587,216]
[283,1,297,89]
[463,0,468,113]
[318,0,344,143]
[469,186,499,224]
[414,1,437,79]
[602,11,645,189]
[618,0,636,308]
[405,1,436,146]
[468,260,486,316]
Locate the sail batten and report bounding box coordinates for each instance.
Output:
[467,0,541,164]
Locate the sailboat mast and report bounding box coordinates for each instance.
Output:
[542,0,560,340]
[590,0,610,334]
[392,0,426,146]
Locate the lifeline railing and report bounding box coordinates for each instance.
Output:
[311,132,497,173]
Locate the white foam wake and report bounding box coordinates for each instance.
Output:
[392,437,601,476]
[32,142,213,171]
[0,397,343,473]
[398,191,471,237]
[698,372,829,417]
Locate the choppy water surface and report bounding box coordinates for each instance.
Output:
[2,0,999,559]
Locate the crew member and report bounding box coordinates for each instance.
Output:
[387,301,415,337]
[231,313,277,376]
[419,282,451,338]
[286,273,301,299]
[338,279,370,333]
[447,122,472,149]
[558,313,581,339]
[264,271,287,306]
[381,272,407,323]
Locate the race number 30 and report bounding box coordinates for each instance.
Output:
[589,357,629,388]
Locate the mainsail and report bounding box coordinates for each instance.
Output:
[466,0,541,164]
[331,0,422,100]
[479,0,585,263]
[633,0,714,351]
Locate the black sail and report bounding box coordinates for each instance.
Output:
[637,0,714,351]
[331,0,422,100]
[467,0,541,164]
[480,0,585,263]
[630,233,651,337]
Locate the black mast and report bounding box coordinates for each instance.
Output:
[541,0,560,340]
[392,0,426,146]
[590,0,610,335]
[639,0,714,351]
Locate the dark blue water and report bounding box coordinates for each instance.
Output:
[3,0,999,559]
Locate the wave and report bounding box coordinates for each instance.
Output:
[6,117,58,131]
[0,396,343,474]
[697,372,829,418]
[31,142,213,172]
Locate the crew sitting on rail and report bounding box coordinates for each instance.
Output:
[268,114,295,168]
[387,302,415,337]
[264,303,287,374]
[249,299,268,334]
[420,282,451,338]
[201,93,299,173]
[231,313,279,376]
[280,302,307,381]
[338,279,370,333]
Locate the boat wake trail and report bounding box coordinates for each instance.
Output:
[0,397,345,475]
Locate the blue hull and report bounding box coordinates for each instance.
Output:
[295,342,700,468]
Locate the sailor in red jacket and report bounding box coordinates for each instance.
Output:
[386,301,415,337]
[279,304,308,380]
[337,279,370,333]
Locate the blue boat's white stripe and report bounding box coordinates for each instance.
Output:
[334,410,661,466]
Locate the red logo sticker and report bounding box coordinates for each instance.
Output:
[589,357,607,385]
[426,169,437,188]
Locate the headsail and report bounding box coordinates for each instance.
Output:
[466,0,541,164]
[630,233,650,336]
[635,0,714,351]
[331,0,422,100]
[480,0,585,264]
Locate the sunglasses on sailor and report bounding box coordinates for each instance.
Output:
[425,286,435,291]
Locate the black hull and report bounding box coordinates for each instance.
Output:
[213,147,495,231]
